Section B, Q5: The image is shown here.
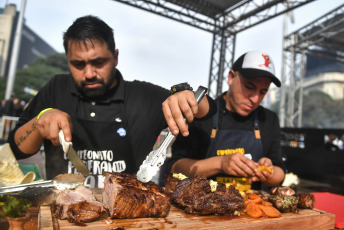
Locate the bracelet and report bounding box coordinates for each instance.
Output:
[170,82,193,95]
[37,108,53,120]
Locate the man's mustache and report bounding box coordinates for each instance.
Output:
[81,78,104,85]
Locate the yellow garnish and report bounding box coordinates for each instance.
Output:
[210,180,218,192]
[172,173,188,180]
[258,166,273,173]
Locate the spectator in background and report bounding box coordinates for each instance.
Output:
[324,134,340,151]
[2,94,15,116]
[13,98,24,117]
[0,99,5,117]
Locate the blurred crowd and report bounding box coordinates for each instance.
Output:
[0,94,25,118]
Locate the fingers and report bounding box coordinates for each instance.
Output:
[162,91,198,137]
[36,109,73,146]
[222,153,256,177]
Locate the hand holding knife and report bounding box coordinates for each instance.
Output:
[137,86,208,183]
[59,130,90,177]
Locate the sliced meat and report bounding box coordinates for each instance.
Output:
[67,201,107,226]
[171,176,246,216]
[103,172,171,219]
[53,185,106,225]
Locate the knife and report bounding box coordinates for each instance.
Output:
[59,130,90,177]
[137,86,208,183]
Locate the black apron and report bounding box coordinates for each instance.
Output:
[67,101,136,188]
[205,98,263,189]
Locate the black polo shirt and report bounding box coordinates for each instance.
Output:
[8,70,170,179]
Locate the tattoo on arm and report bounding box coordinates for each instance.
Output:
[16,121,38,147]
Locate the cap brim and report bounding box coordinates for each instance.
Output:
[239,68,281,87]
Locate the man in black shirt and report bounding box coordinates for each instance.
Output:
[167,51,286,191]
[7,15,214,188]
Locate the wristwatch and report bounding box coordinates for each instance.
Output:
[170,82,193,95]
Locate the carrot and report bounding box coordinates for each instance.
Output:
[262,201,273,206]
[248,193,260,200]
[247,193,263,204]
[258,204,281,218]
[246,202,264,218]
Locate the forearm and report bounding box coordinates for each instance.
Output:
[14,117,44,154]
[262,166,285,187]
[171,156,223,177]
[195,96,209,119]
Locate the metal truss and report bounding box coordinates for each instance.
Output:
[112,0,315,97]
[280,3,344,127]
[285,3,344,62]
[208,33,236,98]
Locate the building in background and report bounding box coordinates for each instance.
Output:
[0,4,56,78]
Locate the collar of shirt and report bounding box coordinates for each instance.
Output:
[70,69,126,104]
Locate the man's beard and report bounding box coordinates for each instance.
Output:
[75,70,116,99]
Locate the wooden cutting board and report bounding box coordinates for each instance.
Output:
[39,205,335,230]
[38,188,335,230]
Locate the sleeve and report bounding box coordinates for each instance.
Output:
[194,94,217,121]
[7,75,62,159]
[166,120,212,172]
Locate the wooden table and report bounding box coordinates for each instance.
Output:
[38,205,335,230]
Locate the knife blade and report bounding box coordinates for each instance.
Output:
[58,130,90,177]
[137,86,208,183]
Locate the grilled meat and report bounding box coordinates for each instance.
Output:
[268,194,299,213]
[53,185,107,225]
[102,172,171,219]
[270,186,296,197]
[171,175,246,216]
[66,201,108,226]
[297,193,315,209]
[164,173,182,196]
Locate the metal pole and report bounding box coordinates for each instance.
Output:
[4,0,27,100]
[279,12,288,127]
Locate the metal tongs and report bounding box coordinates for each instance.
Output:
[0,174,85,194]
[137,86,208,183]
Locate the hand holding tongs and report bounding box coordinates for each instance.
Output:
[137,86,208,183]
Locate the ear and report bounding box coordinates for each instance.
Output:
[227,69,235,86]
[114,49,119,66]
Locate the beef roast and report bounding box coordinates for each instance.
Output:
[171,175,246,216]
[53,185,107,225]
[102,172,171,219]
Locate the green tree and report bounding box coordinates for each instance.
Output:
[269,90,344,128]
[1,53,68,102]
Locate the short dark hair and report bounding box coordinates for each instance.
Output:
[63,15,115,54]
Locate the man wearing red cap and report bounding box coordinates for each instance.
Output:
[166,51,286,191]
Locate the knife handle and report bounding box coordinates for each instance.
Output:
[59,130,71,153]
